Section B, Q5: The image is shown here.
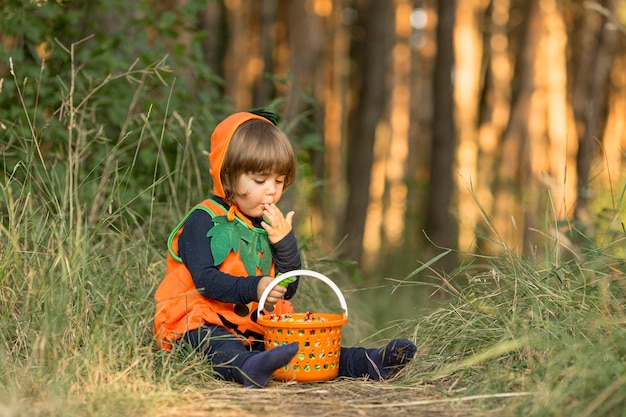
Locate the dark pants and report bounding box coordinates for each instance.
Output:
[182,325,371,384]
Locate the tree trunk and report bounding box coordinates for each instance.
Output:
[199,0,226,92]
[572,0,618,235]
[541,0,576,223]
[602,49,626,189]
[454,0,488,253]
[284,0,322,120]
[341,0,394,265]
[424,0,457,272]
[487,0,539,254]
[252,0,278,106]
[223,0,262,109]
[406,2,436,256]
[476,0,512,250]
[278,0,325,219]
[319,0,350,248]
[372,0,413,275]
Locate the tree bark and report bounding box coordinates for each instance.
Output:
[223,0,262,109]
[487,0,539,254]
[602,49,626,188]
[279,0,325,218]
[341,0,394,265]
[319,0,350,248]
[406,2,436,256]
[252,0,278,106]
[199,0,227,93]
[476,0,512,251]
[572,0,618,234]
[423,0,457,272]
[454,0,488,253]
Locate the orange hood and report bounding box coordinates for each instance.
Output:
[209,112,272,198]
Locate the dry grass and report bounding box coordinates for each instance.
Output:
[151,378,483,417]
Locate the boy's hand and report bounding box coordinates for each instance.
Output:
[257,275,287,307]
[261,203,294,244]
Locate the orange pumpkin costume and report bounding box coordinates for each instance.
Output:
[153,112,293,350]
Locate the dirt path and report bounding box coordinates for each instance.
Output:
[155,379,492,417]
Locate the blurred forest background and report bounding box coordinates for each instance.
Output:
[2,0,625,285]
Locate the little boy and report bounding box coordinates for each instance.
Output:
[153,111,416,387]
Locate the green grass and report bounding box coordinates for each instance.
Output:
[398,201,626,416]
[2,53,626,416]
[0,55,212,415]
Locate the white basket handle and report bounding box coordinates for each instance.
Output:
[257,269,348,318]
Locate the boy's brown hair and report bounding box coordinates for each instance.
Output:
[220,119,297,203]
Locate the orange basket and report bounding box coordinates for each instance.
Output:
[257,270,349,382]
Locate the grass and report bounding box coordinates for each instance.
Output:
[0,55,203,415]
[2,52,626,416]
[397,198,626,416]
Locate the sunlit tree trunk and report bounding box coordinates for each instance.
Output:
[341,0,394,265]
[542,0,577,222]
[489,0,540,254]
[602,51,626,188]
[476,0,512,251]
[319,0,350,248]
[454,0,488,253]
[424,0,457,272]
[223,0,263,109]
[522,0,576,254]
[363,0,413,274]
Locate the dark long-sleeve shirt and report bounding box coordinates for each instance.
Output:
[178,198,301,305]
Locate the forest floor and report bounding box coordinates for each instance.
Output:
[153,378,512,417]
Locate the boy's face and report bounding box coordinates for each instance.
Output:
[232,171,286,218]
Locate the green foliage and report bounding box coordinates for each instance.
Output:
[207,215,273,275]
[1,0,227,217]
